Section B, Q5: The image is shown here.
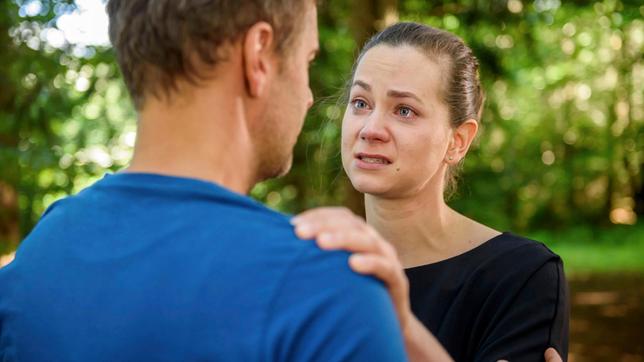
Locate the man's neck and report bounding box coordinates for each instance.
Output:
[126,83,258,195]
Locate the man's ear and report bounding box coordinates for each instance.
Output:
[445,119,479,164]
[242,22,275,98]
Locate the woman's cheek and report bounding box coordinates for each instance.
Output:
[341,121,359,149]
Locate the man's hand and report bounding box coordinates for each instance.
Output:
[291,207,413,332]
[497,348,563,362]
[545,348,563,362]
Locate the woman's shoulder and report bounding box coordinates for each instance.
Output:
[485,232,560,263]
[454,214,560,269]
[473,232,564,290]
[405,231,560,278]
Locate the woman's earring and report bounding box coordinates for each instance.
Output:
[448,156,454,161]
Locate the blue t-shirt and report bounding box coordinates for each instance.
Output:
[0,173,407,361]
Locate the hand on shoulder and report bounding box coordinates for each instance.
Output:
[292,207,454,362]
[291,207,413,333]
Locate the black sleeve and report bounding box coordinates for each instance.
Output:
[475,259,569,362]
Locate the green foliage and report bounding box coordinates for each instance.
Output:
[1,0,642,254]
[0,0,136,254]
[396,0,643,231]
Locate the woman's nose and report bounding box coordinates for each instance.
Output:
[358,114,390,143]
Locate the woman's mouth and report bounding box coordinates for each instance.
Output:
[355,153,392,169]
[359,156,389,164]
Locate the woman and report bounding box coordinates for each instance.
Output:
[293,22,568,361]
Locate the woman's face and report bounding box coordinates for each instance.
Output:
[341,44,453,199]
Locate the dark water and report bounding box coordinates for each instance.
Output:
[569,273,644,361]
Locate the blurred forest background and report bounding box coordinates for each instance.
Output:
[1,0,642,360]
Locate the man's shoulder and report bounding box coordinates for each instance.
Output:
[23,172,384,294]
[231,211,380,289]
[262,237,405,362]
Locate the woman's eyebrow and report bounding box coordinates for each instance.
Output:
[387,89,424,105]
[352,80,371,91]
[352,81,426,107]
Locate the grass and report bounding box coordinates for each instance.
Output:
[527,222,644,276]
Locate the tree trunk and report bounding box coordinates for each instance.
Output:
[0,3,20,255]
[349,0,399,49]
[0,181,20,255]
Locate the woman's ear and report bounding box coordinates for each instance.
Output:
[445,119,478,164]
[242,21,275,98]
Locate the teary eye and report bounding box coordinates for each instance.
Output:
[397,106,416,118]
[351,98,369,110]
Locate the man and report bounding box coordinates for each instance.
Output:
[0,1,407,360]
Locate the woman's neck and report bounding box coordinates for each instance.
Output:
[365,190,452,267]
[365,191,499,268]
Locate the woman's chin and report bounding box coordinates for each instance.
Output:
[351,178,391,196]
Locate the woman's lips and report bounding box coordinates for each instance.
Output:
[354,153,392,169]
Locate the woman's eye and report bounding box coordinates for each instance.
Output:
[352,99,368,110]
[397,106,415,118]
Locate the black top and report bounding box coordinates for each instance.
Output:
[405,232,569,362]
